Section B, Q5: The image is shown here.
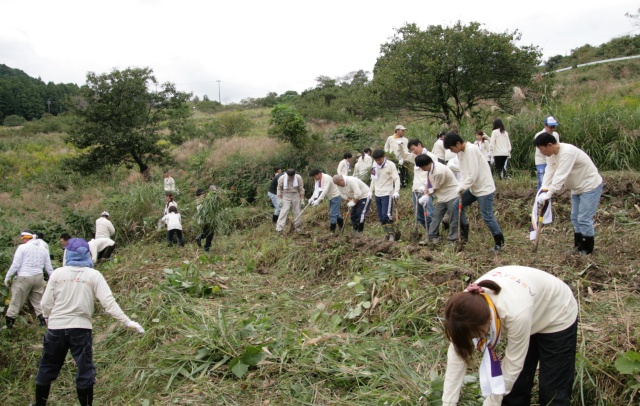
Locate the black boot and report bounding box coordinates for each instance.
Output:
[272,214,278,224]
[76,386,93,406]
[34,383,51,406]
[5,316,15,329]
[358,223,364,233]
[488,234,504,253]
[101,244,115,261]
[196,233,202,247]
[330,224,337,233]
[37,314,46,327]
[337,217,344,230]
[460,224,469,242]
[573,233,583,254]
[581,236,594,255]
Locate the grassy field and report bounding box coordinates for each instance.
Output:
[2,63,640,405]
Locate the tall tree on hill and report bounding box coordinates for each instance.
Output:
[371,22,541,124]
[66,67,191,179]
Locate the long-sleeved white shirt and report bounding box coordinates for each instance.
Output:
[443,266,578,406]
[432,139,446,161]
[396,147,439,192]
[474,139,491,161]
[41,265,131,330]
[336,176,371,200]
[354,154,373,179]
[489,129,511,157]
[5,239,53,279]
[164,176,176,192]
[429,162,459,202]
[370,159,400,197]
[541,143,602,196]
[457,143,495,197]
[164,200,178,216]
[312,173,340,201]
[95,217,115,239]
[384,135,409,155]
[337,159,350,177]
[534,129,560,165]
[162,212,183,230]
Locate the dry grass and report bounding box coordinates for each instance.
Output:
[203,136,284,171]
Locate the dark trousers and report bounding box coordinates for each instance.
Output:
[375,195,394,224]
[502,319,578,406]
[351,197,372,226]
[167,229,184,246]
[35,328,96,389]
[494,155,508,179]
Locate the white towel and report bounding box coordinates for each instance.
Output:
[370,158,387,180]
[473,294,506,397]
[530,190,553,240]
[283,175,299,190]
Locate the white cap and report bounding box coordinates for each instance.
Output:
[395,125,406,130]
[101,211,110,217]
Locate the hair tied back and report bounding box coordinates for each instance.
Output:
[464,283,485,294]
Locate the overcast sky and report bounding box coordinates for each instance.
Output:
[1,0,638,103]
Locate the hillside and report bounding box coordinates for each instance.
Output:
[1,63,640,405]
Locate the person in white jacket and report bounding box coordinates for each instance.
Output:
[33,238,144,406]
[442,266,578,406]
[162,206,185,246]
[534,133,603,254]
[444,132,504,252]
[384,125,410,188]
[353,148,373,180]
[276,169,305,234]
[533,116,560,190]
[489,118,512,180]
[308,169,344,232]
[370,149,400,240]
[432,132,447,164]
[333,175,373,234]
[337,152,352,177]
[163,170,176,193]
[4,230,54,328]
[90,211,116,262]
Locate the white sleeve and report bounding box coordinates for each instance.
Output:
[94,274,131,325]
[442,343,467,405]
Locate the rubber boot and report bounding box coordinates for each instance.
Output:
[353,224,360,234]
[460,224,469,242]
[76,386,93,406]
[272,215,278,224]
[358,223,364,233]
[581,236,594,255]
[101,244,115,261]
[34,384,51,406]
[337,217,344,230]
[5,316,15,329]
[38,314,47,327]
[488,234,504,253]
[573,232,583,254]
[329,224,337,233]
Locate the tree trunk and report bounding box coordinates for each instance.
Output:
[131,151,151,182]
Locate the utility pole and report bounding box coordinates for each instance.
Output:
[47,100,51,114]
[216,80,221,104]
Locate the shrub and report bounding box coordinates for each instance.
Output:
[268,104,309,149]
[3,115,25,127]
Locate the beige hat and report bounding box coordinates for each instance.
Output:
[395,125,406,130]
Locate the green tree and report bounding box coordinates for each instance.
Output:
[268,104,308,149]
[66,67,191,178]
[372,22,541,124]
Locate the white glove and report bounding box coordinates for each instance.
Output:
[418,195,429,205]
[490,157,495,164]
[392,192,400,200]
[347,200,356,208]
[456,186,465,195]
[398,159,404,166]
[396,140,403,145]
[312,200,320,207]
[4,278,10,287]
[308,197,314,205]
[537,192,552,204]
[278,200,283,208]
[126,320,145,334]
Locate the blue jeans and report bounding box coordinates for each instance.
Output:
[36,328,96,389]
[570,183,602,237]
[329,196,342,225]
[375,195,394,224]
[268,192,280,216]
[429,197,459,241]
[536,164,547,190]
[461,191,503,236]
[412,191,433,229]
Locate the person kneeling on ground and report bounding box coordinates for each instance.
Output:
[32,238,144,406]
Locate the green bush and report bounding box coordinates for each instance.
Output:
[213,112,254,138]
[268,104,309,149]
[3,115,26,127]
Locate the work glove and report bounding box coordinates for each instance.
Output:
[490,157,495,165]
[392,192,400,200]
[312,200,320,207]
[278,200,283,208]
[398,159,404,166]
[537,191,552,204]
[126,320,145,334]
[456,186,466,195]
[308,197,314,205]
[418,195,429,206]
[427,187,434,195]
[347,201,356,208]
[4,278,10,287]
[396,140,403,145]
